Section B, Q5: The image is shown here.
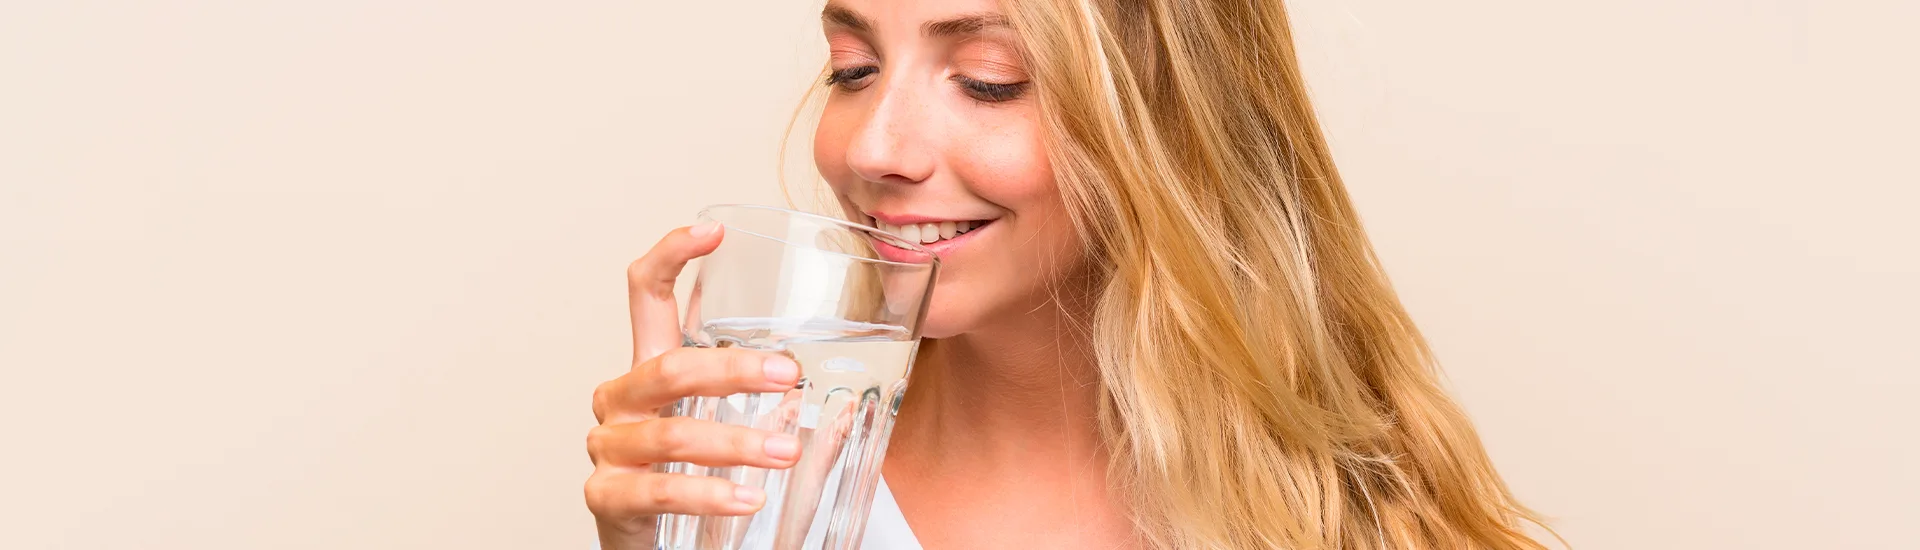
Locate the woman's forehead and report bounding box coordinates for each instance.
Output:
[822,0,1007,34]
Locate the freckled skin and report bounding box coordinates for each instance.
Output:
[813,0,1084,339]
[808,3,1138,549]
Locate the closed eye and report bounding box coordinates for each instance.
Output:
[826,66,879,91]
[952,75,1028,102]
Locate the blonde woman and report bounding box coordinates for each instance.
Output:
[587,0,1553,548]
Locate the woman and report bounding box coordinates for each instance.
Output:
[588,0,1554,548]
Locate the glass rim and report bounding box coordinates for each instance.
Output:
[697,204,940,269]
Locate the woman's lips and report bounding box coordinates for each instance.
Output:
[870,219,993,263]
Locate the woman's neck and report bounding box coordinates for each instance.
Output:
[881,296,1140,549]
[891,301,1105,470]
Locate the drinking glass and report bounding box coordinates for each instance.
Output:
[655,204,938,550]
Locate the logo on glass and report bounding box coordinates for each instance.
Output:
[821,356,867,373]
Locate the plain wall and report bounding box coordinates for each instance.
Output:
[1,1,1913,549]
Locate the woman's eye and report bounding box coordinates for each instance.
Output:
[953,75,1029,103]
[825,66,878,91]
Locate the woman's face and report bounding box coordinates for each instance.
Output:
[815,0,1081,339]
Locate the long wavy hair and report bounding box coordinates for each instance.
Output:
[785,0,1556,548]
[999,0,1555,548]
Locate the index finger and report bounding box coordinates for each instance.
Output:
[593,347,800,423]
[627,222,723,362]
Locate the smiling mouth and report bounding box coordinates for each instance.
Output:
[865,216,993,246]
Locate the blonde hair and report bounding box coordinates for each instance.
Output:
[998,0,1557,548]
[785,0,1558,547]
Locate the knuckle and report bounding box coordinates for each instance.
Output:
[647,476,681,510]
[591,381,615,421]
[585,425,614,459]
[583,474,612,511]
[627,253,678,301]
[625,258,650,285]
[649,358,686,396]
[734,427,764,459]
[654,348,693,382]
[651,418,694,449]
[732,351,764,382]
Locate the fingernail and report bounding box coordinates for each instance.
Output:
[762,356,798,384]
[764,435,800,461]
[690,221,720,238]
[734,485,764,505]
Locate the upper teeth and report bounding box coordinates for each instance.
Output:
[871,217,980,244]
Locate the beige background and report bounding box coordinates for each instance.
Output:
[1,1,1913,549]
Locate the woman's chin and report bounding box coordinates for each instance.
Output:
[915,307,980,340]
[914,290,1036,340]
[918,319,964,340]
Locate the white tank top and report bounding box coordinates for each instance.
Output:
[858,477,924,549]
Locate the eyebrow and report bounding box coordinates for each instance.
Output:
[923,13,1011,37]
[821,4,1010,38]
[821,4,874,33]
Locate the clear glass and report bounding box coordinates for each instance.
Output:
[656,205,938,550]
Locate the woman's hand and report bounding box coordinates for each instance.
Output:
[585,223,804,549]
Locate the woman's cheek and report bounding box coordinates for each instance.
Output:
[812,109,853,190]
[956,115,1067,262]
[951,117,1053,208]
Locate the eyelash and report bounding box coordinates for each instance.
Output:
[825,66,877,89]
[824,66,1030,103]
[953,75,1029,103]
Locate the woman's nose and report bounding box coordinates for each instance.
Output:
[844,84,936,185]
